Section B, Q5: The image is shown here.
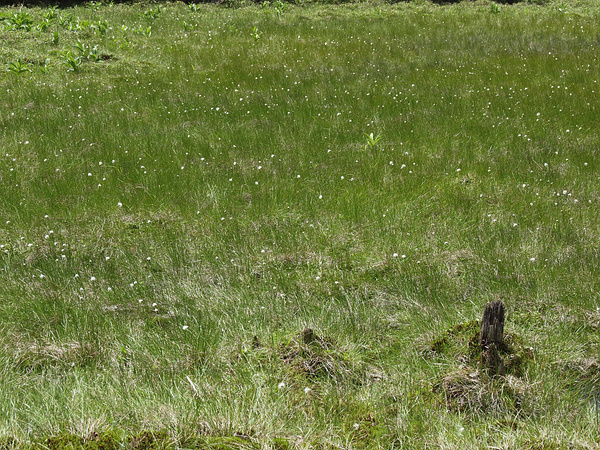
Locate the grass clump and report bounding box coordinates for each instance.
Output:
[128,430,172,450]
[427,318,535,417]
[1,0,600,447]
[278,328,364,383]
[0,437,17,450]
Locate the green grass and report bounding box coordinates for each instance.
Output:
[1,0,600,447]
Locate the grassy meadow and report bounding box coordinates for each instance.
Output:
[1,0,600,447]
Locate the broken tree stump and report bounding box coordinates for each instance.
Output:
[480,300,506,375]
[480,300,505,348]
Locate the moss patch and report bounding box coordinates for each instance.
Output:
[85,431,122,450]
[425,320,532,377]
[44,434,84,450]
[181,436,258,449]
[40,432,123,450]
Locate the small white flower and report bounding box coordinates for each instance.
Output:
[304,387,311,394]
[278,382,286,389]
[392,253,398,258]
[90,276,96,281]
[117,202,123,207]
[182,325,189,330]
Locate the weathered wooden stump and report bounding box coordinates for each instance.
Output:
[480,300,506,375]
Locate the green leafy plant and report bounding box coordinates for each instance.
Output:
[95,19,109,36]
[6,11,33,31]
[490,2,500,13]
[141,6,162,22]
[364,132,382,150]
[134,25,152,37]
[74,41,89,57]
[251,25,262,41]
[36,18,52,32]
[43,6,58,21]
[52,30,59,45]
[78,19,93,31]
[87,1,102,12]
[188,3,200,12]
[6,59,32,74]
[89,45,102,62]
[71,41,104,63]
[64,51,82,72]
[182,21,196,32]
[40,58,51,74]
[59,14,74,30]
[274,0,286,15]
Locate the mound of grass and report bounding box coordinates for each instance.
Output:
[1,0,600,447]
